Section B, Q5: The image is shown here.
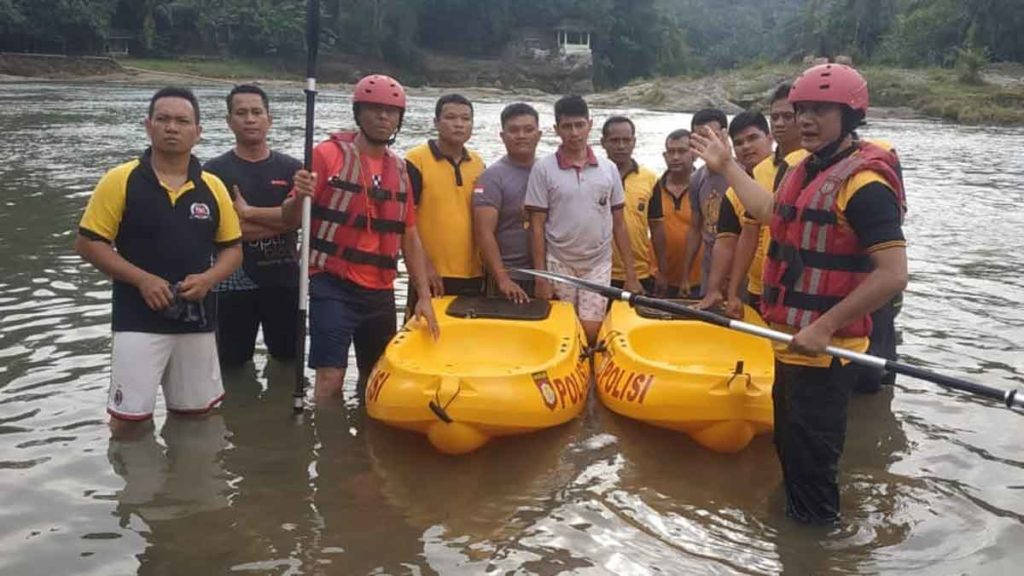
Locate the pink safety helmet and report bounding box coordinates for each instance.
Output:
[788,63,869,113]
[353,74,406,110]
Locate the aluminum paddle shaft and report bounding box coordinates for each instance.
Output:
[516,268,1022,411]
[294,0,320,413]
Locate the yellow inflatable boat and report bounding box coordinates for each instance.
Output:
[596,300,774,453]
[366,295,591,455]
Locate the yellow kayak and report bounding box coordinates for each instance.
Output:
[366,295,591,455]
[595,300,774,453]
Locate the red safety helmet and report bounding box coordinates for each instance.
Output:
[789,63,869,113]
[353,74,406,110]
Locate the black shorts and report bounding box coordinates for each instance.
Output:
[308,274,396,373]
[216,286,298,367]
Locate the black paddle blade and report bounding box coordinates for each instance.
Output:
[305,0,320,77]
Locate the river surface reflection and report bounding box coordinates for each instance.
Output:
[0,81,1022,574]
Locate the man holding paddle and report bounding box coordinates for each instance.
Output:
[284,74,439,401]
[690,63,908,524]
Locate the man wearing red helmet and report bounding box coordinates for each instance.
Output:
[284,74,439,401]
[692,63,908,524]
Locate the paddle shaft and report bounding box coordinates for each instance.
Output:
[629,293,1019,409]
[519,268,1023,411]
[294,0,319,413]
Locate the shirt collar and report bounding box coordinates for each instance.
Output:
[656,170,688,196]
[555,145,598,170]
[140,147,203,183]
[621,158,640,181]
[428,139,469,165]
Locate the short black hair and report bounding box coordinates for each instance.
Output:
[435,93,473,119]
[500,102,539,128]
[227,84,269,113]
[728,111,770,139]
[666,128,691,144]
[691,108,727,131]
[149,86,200,124]
[601,116,635,138]
[554,95,589,124]
[770,83,792,106]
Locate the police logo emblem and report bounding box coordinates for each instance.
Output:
[532,372,558,411]
[190,202,211,220]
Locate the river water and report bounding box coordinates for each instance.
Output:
[1,81,1022,575]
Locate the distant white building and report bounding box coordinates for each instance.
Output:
[555,22,592,59]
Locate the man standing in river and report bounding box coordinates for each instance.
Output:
[282,74,439,400]
[405,94,487,310]
[204,84,303,369]
[680,109,731,297]
[75,86,242,439]
[472,102,543,301]
[600,115,668,295]
[692,63,908,524]
[526,95,642,345]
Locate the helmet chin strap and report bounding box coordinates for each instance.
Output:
[358,126,392,147]
[354,108,404,147]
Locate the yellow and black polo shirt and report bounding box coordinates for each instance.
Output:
[613,160,662,281]
[79,149,241,333]
[405,140,485,279]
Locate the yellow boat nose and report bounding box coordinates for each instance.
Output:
[427,421,490,455]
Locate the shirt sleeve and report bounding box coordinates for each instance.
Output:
[716,193,741,237]
[205,173,243,246]
[647,179,664,221]
[688,169,704,216]
[78,165,130,243]
[524,163,548,211]
[401,161,417,227]
[844,181,905,252]
[471,167,500,210]
[406,161,424,206]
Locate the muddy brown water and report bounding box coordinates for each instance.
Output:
[1,82,1023,575]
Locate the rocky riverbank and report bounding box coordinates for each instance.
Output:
[3,53,1023,125]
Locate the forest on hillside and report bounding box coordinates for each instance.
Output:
[1,0,1022,87]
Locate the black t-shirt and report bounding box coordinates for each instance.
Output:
[716,195,741,237]
[844,182,905,249]
[802,145,905,250]
[204,150,302,287]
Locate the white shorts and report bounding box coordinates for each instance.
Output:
[547,257,611,323]
[108,332,224,421]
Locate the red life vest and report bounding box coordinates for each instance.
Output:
[760,141,905,337]
[309,131,410,289]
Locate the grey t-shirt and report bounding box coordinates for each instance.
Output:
[472,156,533,279]
[689,165,730,291]
[524,149,625,270]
